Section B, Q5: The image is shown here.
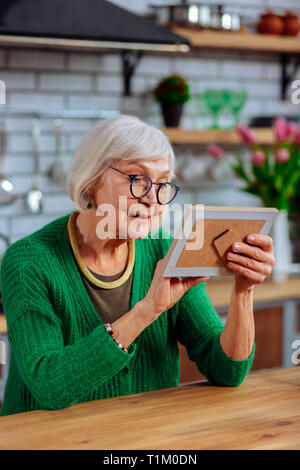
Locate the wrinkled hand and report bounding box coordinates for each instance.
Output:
[225,233,275,291]
[143,258,210,319]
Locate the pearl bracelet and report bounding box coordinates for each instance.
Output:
[105,323,128,353]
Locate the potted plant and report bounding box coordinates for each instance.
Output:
[230,118,300,281]
[154,75,190,127]
[232,119,300,212]
[206,117,300,281]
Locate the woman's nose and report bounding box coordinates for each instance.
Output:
[140,184,158,205]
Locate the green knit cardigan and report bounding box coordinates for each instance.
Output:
[0,212,254,416]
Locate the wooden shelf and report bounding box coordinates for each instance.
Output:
[206,276,300,308]
[162,127,274,145]
[171,27,300,54]
[0,314,6,335]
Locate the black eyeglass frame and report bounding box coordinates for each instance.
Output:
[108,166,180,205]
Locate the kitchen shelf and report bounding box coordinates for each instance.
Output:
[170,27,300,99]
[171,27,300,54]
[162,127,274,146]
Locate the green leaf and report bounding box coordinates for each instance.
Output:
[231,154,250,183]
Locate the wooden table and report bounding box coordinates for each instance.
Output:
[0,367,299,450]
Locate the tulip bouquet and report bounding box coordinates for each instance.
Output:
[230,118,300,211]
[206,118,300,269]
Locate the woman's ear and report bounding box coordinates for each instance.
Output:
[86,174,104,207]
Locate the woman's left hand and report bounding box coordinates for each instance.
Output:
[226,234,276,291]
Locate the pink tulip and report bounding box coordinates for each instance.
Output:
[236,125,257,145]
[286,121,298,137]
[251,150,266,167]
[207,144,224,160]
[273,117,289,142]
[273,117,297,142]
[275,147,290,163]
[293,128,300,145]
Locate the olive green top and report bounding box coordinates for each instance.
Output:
[73,251,134,324]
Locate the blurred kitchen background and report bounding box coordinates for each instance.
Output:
[0,0,299,237]
[0,0,300,398]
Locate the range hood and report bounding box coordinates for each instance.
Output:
[0,0,190,53]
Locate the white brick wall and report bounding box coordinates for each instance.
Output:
[8,49,65,70]
[0,71,35,90]
[221,60,265,80]
[9,91,65,109]
[67,93,120,110]
[39,73,93,92]
[0,50,5,68]
[0,0,299,243]
[68,53,121,73]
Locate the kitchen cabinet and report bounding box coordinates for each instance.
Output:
[179,305,283,383]
[179,277,300,384]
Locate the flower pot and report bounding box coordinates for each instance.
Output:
[282,11,300,36]
[270,209,292,283]
[160,102,183,127]
[289,211,300,262]
[257,10,284,35]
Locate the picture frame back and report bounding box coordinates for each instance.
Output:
[162,205,278,277]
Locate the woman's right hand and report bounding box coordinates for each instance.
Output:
[142,257,210,320]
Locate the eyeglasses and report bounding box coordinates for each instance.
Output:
[108,166,180,205]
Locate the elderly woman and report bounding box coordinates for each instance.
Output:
[0,115,275,416]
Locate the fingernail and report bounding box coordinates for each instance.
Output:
[234,243,240,250]
[248,235,255,241]
[228,252,235,258]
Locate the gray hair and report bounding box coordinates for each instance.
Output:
[67,114,175,212]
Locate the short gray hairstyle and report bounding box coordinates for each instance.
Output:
[67,114,175,212]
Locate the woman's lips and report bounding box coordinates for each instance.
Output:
[128,214,149,219]
[127,207,156,219]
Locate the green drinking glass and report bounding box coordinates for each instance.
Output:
[202,89,227,129]
[223,89,248,128]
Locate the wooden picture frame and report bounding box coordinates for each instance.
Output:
[162,205,278,277]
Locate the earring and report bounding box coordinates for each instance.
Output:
[87,202,92,209]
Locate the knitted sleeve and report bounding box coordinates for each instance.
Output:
[0,243,137,410]
[176,282,255,386]
[157,227,254,386]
